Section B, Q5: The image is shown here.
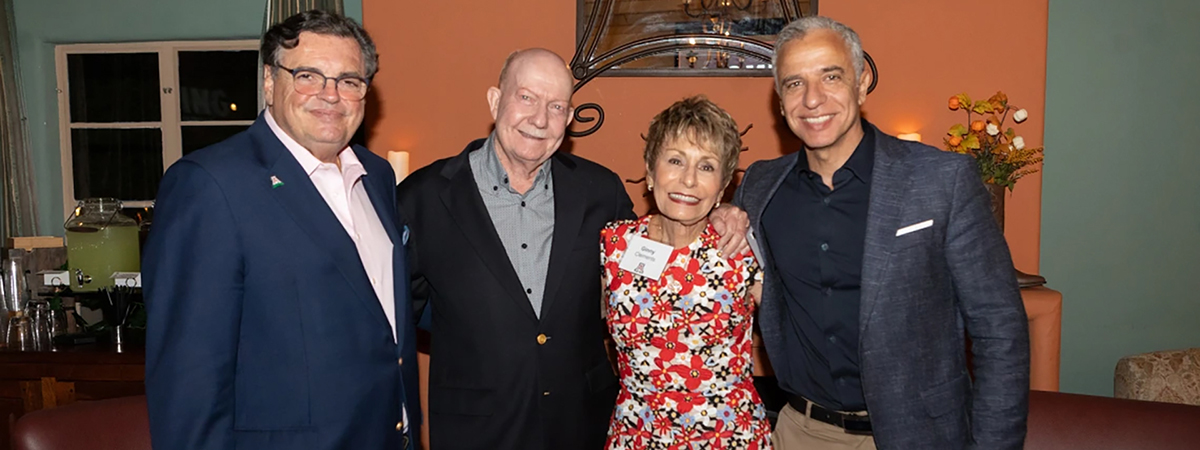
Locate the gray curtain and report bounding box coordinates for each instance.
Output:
[264,0,344,30]
[0,0,39,243]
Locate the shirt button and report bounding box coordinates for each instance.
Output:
[823,287,832,296]
[828,335,838,344]
[521,243,528,249]
[820,242,829,251]
[493,186,498,191]
[543,391,551,396]
[526,288,533,294]
[537,334,548,345]
[395,421,404,431]
[521,201,526,207]
[823,197,831,205]
[398,357,404,365]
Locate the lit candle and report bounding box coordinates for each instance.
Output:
[387,151,409,184]
[897,133,922,142]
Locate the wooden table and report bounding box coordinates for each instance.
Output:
[0,345,145,450]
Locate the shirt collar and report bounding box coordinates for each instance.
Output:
[265,109,362,178]
[796,118,875,184]
[480,132,552,194]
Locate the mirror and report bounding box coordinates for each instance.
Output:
[572,0,816,79]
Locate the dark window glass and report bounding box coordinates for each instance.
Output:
[179,50,259,121]
[182,125,250,155]
[71,128,163,200]
[68,53,161,123]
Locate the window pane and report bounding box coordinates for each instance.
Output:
[179,50,259,121]
[71,128,163,201]
[68,53,161,123]
[182,125,250,156]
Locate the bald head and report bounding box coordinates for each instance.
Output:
[498,48,574,93]
[486,48,576,184]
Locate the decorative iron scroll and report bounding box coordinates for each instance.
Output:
[568,0,877,138]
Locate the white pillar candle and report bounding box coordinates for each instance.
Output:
[897,132,922,142]
[387,151,409,184]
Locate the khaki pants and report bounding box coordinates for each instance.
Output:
[771,403,876,450]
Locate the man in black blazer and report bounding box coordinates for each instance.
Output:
[733,17,1030,449]
[398,49,747,450]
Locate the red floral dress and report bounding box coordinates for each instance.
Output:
[602,216,771,450]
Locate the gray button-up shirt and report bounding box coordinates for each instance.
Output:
[470,134,555,318]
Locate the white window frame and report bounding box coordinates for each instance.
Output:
[55,40,260,216]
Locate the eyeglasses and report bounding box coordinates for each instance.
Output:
[273,64,370,101]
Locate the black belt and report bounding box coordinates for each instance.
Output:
[786,394,873,435]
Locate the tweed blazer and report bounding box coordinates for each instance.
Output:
[733,122,1030,449]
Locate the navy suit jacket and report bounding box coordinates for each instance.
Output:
[143,115,420,450]
[398,139,635,450]
[734,123,1030,449]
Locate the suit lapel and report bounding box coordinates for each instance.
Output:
[859,127,915,333]
[251,122,391,331]
[358,147,401,246]
[438,147,538,320]
[539,154,583,319]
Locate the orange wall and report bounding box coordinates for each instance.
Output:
[363,0,1048,273]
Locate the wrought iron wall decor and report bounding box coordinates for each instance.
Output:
[568,0,877,137]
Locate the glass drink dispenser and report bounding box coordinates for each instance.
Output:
[64,198,141,292]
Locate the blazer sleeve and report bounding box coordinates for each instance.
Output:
[943,158,1031,449]
[143,160,244,450]
[610,170,636,221]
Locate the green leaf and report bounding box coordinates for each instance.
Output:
[959,93,973,107]
[972,101,992,115]
[949,124,968,137]
[963,134,981,150]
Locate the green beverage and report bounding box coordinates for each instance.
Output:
[66,225,141,292]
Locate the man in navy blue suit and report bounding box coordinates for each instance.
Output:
[143,11,419,450]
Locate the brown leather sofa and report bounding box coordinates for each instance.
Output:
[10,395,150,450]
[1027,389,1200,449]
[10,391,1200,449]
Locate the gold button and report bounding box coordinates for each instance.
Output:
[395,421,404,431]
[536,333,548,345]
[398,357,404,365]
[543,391,550,396]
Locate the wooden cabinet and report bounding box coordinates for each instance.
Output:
[0,345,144,450]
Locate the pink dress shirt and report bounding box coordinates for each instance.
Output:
[265,110,397,341]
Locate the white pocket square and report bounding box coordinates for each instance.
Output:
[895,219,934,236]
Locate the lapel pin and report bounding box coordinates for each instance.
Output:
[270,175,284,189]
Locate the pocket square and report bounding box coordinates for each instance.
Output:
[895,219,934,236]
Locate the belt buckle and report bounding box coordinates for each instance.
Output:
[840,415,872,435]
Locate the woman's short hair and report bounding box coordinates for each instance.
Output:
[643,95,742,185]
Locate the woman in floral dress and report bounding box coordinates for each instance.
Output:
[602,96,771,450]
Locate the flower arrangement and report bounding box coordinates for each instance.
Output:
[944,91,1044,190]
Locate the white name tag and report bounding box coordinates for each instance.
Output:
[618,235,674,280]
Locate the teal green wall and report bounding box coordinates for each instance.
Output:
[10,0,361,236]
[1043,0,1200,395]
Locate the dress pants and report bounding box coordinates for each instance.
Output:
[771,403,876,450]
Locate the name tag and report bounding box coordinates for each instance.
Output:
[618,235,674,280]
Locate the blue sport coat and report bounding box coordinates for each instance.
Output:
[143,114,419,450]
[734,122,1030,449]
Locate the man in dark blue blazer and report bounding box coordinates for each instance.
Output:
[734,17,1030,449]
[143,11,418,450]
